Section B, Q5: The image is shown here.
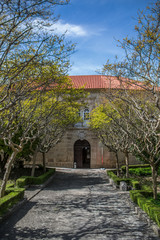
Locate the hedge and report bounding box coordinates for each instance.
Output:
[0,188,25,216]
[121,164,160,176]
[141,184,152,191]
[0,168,56,217]
[130,180,141,190]
[121,164,150,173]
[6,183,15,188]
[107,169,160,228]
[129,167,152,176]
[130,190,160,227]
[16,168,56,187]
[107,170,140,189]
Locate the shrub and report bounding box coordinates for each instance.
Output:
[121,164,160,176]
[0,188,25,216]
[108,169,160,227]
[32,169,55,184]
[16,168,55,187]
[107,170,139,188]
[16,177,27,188]
[121,164,150,173]
[130,190,160,227]
[107,170,125,186]
[0,168,55,218]
[141,184,152,191]
[6,183,15,188]
[129,167,153,176]
[155,212,160,227]
[130,180,140,190]
[129,190,150,203]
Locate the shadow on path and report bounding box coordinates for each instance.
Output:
[0,169,159,240]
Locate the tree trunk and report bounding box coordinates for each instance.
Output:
[115,152,120,177]
[151,164,158,200]
[125,151,129,178]
[42,152,46,173]
[31,149,38,177]
[0,151,18,198]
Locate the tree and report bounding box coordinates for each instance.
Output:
[90,102,133,178]
[118,91,160,199]
[0,0,78,197]
[0,75,86,197]
[0,139,11,173]
[0,0,72,113]
[93,86,160,199]
[100,0,160,199]
[36,101,82,174]
[29,79,85,176]
[102,0,160,106]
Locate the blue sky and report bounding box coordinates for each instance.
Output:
[53,0,154,75]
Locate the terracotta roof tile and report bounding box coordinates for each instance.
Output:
[69,75,142,90]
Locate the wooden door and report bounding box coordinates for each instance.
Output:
[74,140,90,168]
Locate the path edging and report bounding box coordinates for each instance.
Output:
[0,172,57,223]
[109,177,160,237]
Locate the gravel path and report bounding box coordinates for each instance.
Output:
[0,168,159,240]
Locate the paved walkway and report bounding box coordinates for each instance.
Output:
[0,168,159,240]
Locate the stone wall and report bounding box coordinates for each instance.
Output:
[36,127,140,169]
[36,90,141,169]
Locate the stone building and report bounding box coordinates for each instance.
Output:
[37,75,139,169]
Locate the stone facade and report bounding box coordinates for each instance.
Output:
[37,127,138,168]
[36,82,140,169]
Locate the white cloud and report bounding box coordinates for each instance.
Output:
[29,18,107,39]
[53,20,87,37]
[31,19,88,37]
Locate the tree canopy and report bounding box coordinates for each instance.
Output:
[92,0,160,199]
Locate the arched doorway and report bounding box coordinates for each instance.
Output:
[74,140,91,168]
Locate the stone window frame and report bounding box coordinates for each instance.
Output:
[83,108,90,121]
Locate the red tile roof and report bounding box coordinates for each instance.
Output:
[69,75,142,90]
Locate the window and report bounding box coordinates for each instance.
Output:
[84,108,90,120]
[74,108,90,128]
